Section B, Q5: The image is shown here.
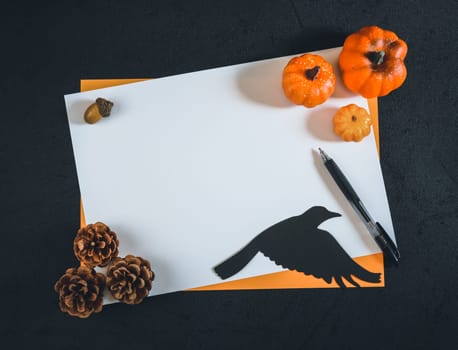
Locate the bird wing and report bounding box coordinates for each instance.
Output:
[259,228,357,282]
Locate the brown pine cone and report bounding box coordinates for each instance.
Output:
[54,266,106,318]
[74,222,119,268]
[107,255,155,304]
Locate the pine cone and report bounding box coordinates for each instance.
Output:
[54,266,106,318]
[107,255,155,304]
[74,222,119,268]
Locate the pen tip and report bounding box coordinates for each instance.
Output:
[318,148,329,161]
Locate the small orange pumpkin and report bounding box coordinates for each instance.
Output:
[338,26,408,98]
[333,104,372,142]
[282,54,336,108]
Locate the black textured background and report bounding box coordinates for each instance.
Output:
[1,1,457,349]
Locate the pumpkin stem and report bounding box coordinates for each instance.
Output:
[351,115,357,122]
[366,51,385,65]
[305,66,320,80]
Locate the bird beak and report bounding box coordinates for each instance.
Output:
[329,211,342,218]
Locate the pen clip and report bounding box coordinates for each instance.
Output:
[375,222,400,265]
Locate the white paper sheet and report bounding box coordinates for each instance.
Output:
[64,47,395,300]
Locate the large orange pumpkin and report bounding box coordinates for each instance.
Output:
[282,54,336,108]
[338,26,408,98]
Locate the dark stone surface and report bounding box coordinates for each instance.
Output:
[1,1,456,349]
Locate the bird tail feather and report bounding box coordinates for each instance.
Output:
[352,263,381,283]
[213,239,259,280]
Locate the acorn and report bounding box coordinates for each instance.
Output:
[84,98,114,124]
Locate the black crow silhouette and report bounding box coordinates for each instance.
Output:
[213,206,381,288]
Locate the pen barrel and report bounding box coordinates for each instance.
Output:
[324,160,361,202]
[374,222,400,265]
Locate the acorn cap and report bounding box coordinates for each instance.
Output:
[95,98,113,117]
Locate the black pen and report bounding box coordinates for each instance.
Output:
[318,148,400,265]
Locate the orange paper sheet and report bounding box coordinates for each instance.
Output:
[80,79,384,290]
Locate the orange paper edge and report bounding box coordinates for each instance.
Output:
[79,79,383,290]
